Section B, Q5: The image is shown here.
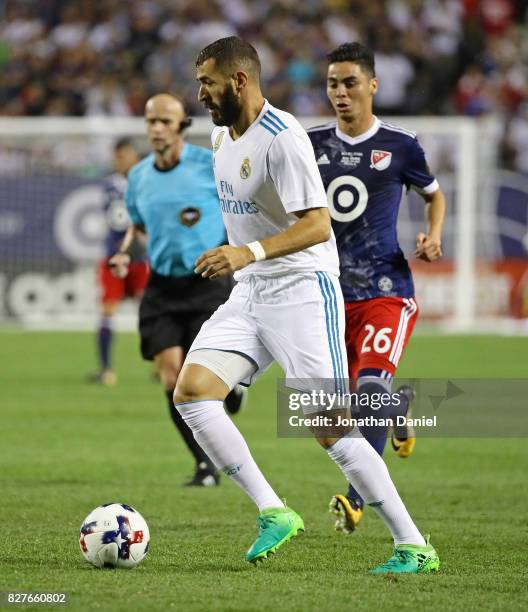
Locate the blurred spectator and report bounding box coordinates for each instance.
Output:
[479,0,516,35]
[0,0,526,168]
[454,63,498,115]
[372,26,415,115]
[49,3,87,49]
[85,73,130,116]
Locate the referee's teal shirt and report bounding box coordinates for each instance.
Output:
[126,144,225,277]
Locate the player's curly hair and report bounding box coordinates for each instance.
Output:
[196,36,261,80]
[327,43,376,77]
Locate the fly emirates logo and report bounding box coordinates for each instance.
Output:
[219,180,259,215]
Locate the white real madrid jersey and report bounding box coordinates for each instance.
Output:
[211,99,340,279]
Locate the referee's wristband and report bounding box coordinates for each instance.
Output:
[246,241,266,262]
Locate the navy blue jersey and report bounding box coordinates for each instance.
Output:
[101,173,146,261]
[308,117,438,301]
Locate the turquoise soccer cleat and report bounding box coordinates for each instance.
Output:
[246,506,304,563]
[369,535,439,574]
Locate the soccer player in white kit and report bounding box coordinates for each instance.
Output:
[173,37,439,573]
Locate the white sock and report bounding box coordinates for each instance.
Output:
[326,436,425,546]
[176,400,283,512]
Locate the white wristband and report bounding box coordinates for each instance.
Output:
[246,240,266,262]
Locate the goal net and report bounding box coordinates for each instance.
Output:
[0,115,525,332]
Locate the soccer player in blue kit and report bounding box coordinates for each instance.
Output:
[308,43,446,534]
[110,94,244,487]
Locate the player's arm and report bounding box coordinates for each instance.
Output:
[415,188,446,262]
[108,224,146,278]
[109,169,146,278]
[195,207,330,278]
[403,137,446,263]
[262,207,331,256]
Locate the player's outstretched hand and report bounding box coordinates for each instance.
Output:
[415,232,442,262]
[195,245,254,279]
[108,252,131,278]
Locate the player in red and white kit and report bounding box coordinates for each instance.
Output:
[308,42,446,533]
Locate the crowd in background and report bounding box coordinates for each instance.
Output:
[1,0,527,172]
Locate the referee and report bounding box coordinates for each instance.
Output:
[109,94,243,486]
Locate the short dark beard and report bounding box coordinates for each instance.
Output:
[211,86,242,126]
[154,142,170,154]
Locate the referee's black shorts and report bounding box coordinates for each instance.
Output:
[138,271,233,360]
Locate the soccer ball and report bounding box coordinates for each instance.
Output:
[79,503,150,569]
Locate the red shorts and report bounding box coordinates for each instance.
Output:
[98,259,149,305]
[345,297,418,380]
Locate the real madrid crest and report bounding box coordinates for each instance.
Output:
[240,157,251,179]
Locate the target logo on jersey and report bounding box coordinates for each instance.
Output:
[326,175,368,223]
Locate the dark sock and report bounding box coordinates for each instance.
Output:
[392,391,410,440]
[346,485,364,509]
[165,391,213,469]
[98,318,112,371]
[356,381,392,450]
[346,379,392,507]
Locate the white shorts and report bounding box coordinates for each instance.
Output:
[186,272,347,390]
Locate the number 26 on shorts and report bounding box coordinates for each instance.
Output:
[360,325,393,354]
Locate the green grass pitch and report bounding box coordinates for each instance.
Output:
[1,331,527,611]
